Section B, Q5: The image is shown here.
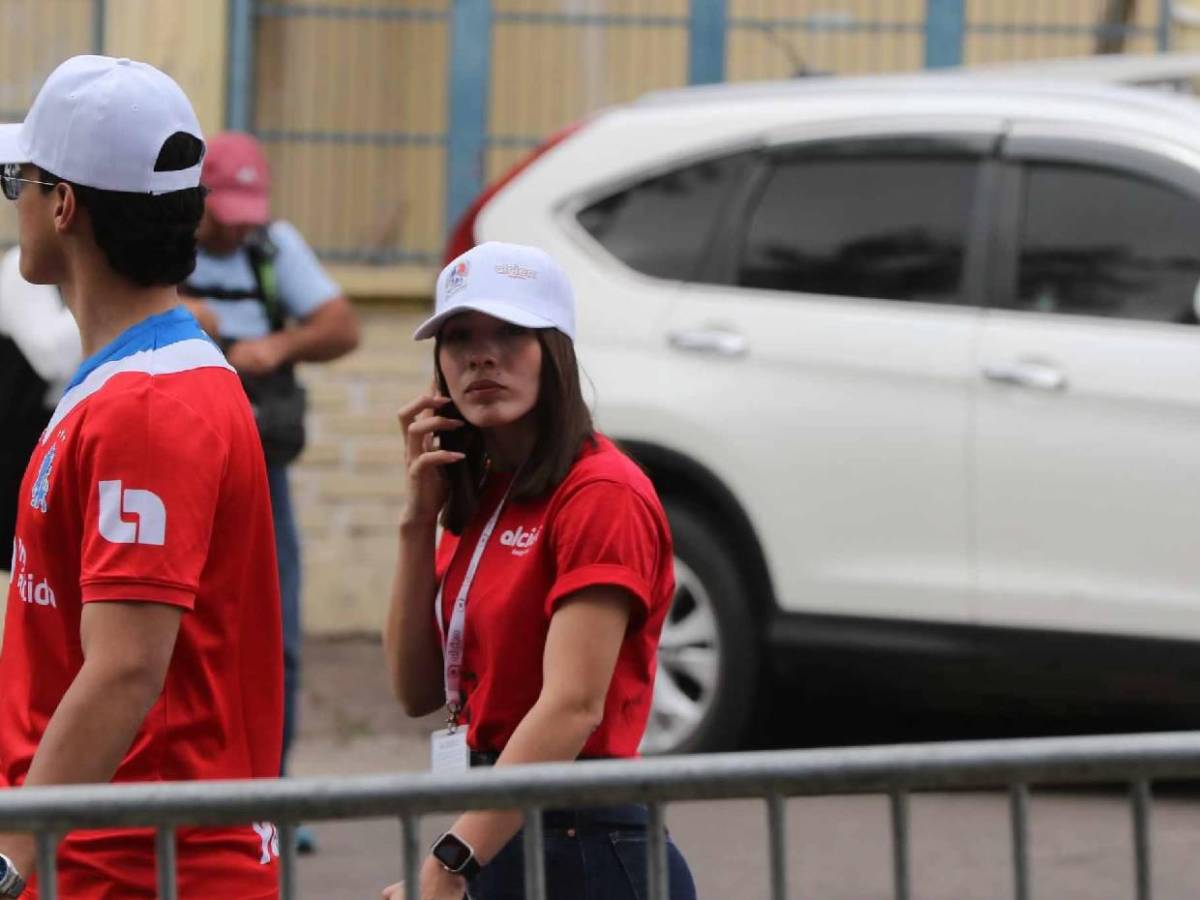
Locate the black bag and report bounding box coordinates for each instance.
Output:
[242,236,308,467]
[184,230,308,467]
[0,335,52,555]
[240,365,308,467]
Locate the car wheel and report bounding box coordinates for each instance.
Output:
[640,501,758,754]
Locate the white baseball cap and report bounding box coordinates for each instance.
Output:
[414,241,576,341]
[0,55,204,195]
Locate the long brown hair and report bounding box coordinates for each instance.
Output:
[435,328,594,534]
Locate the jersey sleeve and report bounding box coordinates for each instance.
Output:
[76,383,229,609]
[545,479,666,620]
[268,221,342,319]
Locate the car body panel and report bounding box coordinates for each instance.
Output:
[476,72,1200,644]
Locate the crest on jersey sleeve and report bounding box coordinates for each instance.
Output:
[30,445,56,514]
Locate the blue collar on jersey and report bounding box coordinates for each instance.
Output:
[66,306,214,393]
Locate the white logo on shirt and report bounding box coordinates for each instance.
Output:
[98,480,166,546]
[500,525,541,557]
[252,822,280,865]
[11,537,56,609]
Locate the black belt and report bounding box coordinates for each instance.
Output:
[468,752,646,829]
[469,750,616,768]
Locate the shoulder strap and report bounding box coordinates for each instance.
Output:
[245,227,285,333]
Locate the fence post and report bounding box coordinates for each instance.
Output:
[1158,0,1173,51]
[446,0,493,238]
[688,0,726,84]
[92,0,107,54]
[924,0,965,68]
[226,0,257,131]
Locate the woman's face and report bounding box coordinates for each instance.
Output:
[437,311,543,430]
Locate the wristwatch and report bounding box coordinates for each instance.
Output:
[0,853,25,898]
[430,831,481,880]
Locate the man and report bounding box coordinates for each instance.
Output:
[181,131,358,849]
[0,55,283,898]
[0,247,81,641]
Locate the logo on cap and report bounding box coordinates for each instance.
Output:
[446,260,469,298]
[234,165,260,186]
[495,263,538,281]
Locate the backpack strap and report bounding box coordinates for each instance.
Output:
[244,227,285,333]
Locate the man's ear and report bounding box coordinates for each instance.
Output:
[52,182,78,234]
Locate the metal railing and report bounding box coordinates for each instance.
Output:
[4,730,1200,899]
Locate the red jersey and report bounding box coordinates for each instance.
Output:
[1,307,282,898]
[435,434,674,758]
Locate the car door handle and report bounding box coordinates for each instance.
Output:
[982,361,1067,392]
[667,328,749,358]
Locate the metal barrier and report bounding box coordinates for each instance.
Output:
[4,730,1200,899]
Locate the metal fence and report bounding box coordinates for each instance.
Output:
[5,730,1200,899]
[0,0,106,249]
[0,2,1184,264]
[235,0,1183,269]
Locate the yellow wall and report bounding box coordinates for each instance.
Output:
[100,0,230,138]
[0,0,229,245]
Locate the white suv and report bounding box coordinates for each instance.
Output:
[447,72,1200,754]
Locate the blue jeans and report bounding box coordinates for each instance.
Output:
[267,464,301,776]
[468,805,696,900]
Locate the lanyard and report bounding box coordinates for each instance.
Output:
[434,479,514,729]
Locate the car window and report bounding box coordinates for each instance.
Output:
[576,153,750,280]
[1011,163,1200,324]
[736,152,980,304]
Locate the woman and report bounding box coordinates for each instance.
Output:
[383,241,695,900]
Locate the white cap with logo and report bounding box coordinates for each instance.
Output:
[414,241,576,341]
[0,55,204,194]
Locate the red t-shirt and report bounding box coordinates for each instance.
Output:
[435,434,674,758]
[0,308,282,898]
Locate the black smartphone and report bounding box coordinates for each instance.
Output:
[437,401,468,455]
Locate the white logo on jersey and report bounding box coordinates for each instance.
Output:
[98,481,166,546]
[11,537,56,609]
[252,822,280,865]
[499,525,541,556]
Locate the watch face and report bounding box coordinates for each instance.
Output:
[433,834,473,872]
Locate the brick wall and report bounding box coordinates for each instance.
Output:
[293,303,432,636]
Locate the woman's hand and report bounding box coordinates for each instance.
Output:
[397,386,466,526]
[380,857,467,900]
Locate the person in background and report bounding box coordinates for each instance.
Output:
[384,242,696,899]
[0,54,283,897]
[0,246,81,641]
[181,131,359,854]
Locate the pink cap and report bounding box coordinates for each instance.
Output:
[201,131,270,226]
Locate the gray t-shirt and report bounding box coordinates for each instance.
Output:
[188,220,340,341]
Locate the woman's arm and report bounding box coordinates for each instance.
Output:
[384,390,466,717]
[415,585,633,897]
[384,519,446,717]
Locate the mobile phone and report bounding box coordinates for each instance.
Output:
[437,401,468,455]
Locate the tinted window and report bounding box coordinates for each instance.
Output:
[737,153,980,304]
[577,153,749,280]
[1013,164,1200,324]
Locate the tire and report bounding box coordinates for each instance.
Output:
[640,500,759,754]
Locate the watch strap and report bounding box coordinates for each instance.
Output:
[0,854,25,898]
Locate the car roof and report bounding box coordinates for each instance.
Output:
[479,54,1200,238]
[625,64,1200,145]
[955,50,1200,85]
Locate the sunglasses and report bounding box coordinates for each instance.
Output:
[1,163,56,201]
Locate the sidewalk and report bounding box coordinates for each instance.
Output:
[288,635,453,897]
[286,637,1200,900]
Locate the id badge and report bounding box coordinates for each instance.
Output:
[431,727,470,774]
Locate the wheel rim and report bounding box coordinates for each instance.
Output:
[641,555,722,754]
